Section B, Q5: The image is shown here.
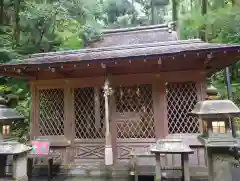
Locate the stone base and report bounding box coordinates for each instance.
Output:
[12,153,28,181]
[212,154,238,181]
[0,175,28,181]
[105,146,113,166]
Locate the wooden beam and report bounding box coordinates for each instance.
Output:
[0,71,36,79]
[110,70,206,86]
[31,76,105,89]
[30,70,206,89]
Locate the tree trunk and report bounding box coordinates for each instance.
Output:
[13,0,20,47]
[231,0,240,6]
[201,0,207,16]
[200,0,207,41]
[0,0,3,25]
[150,0,158,25]
[212,0,225,8]
[131,0,136,25]
[172,0,178,30]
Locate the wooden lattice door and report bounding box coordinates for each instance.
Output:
[74,87,106,160]
[111,84,155,160]
[167,82,199,134]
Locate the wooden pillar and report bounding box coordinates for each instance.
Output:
[35,87,41,137]
[103,76,113,165]
[64,86,74,163]
[152,78,168,139]
[196,80,207,101]
[196,79,207,132]
[30,83,37,140]
[109,90,117,163]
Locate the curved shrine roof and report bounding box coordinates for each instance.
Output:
[0,23,240,77]
[2,39,240,66]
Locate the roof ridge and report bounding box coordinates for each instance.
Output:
[102,22,174,34]
[30,39,203,58]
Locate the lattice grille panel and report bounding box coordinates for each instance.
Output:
[167,82,199,133]
[74,88,105,139]
[115,84,154,138]
[39,89,64,135]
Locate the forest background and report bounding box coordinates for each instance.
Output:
[0,0,239,140]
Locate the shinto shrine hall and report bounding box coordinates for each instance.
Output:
[0,24,240,177]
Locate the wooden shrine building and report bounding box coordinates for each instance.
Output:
[0,24,240,175]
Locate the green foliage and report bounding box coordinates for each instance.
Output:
[103,0,134,23]
[0,0,106,140]
[180,3,240,109]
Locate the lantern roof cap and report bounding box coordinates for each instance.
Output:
[189,100,240,118]
[206,84,218,95]
[0,140,31,154]
[0,96,24,122]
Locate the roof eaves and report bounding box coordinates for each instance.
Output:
[102,22,174,34]
[2,42,240,68]
[29,39,203,59]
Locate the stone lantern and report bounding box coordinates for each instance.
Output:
[0,96,31,180]
[189,99,240,181]
[0,96,24,139]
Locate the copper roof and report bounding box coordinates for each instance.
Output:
[89,23,178,48]
[2,39,240,68]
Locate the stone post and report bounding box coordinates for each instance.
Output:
[181,153,190,181]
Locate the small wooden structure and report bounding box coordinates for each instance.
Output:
[27,140,53,179]
[0,24,240,176]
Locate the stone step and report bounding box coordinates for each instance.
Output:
[31,164,130,178]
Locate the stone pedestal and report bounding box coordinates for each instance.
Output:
[0,155,7,178]
[181,153,190,181]
[210,154,238,181]
[12,153,28,181]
